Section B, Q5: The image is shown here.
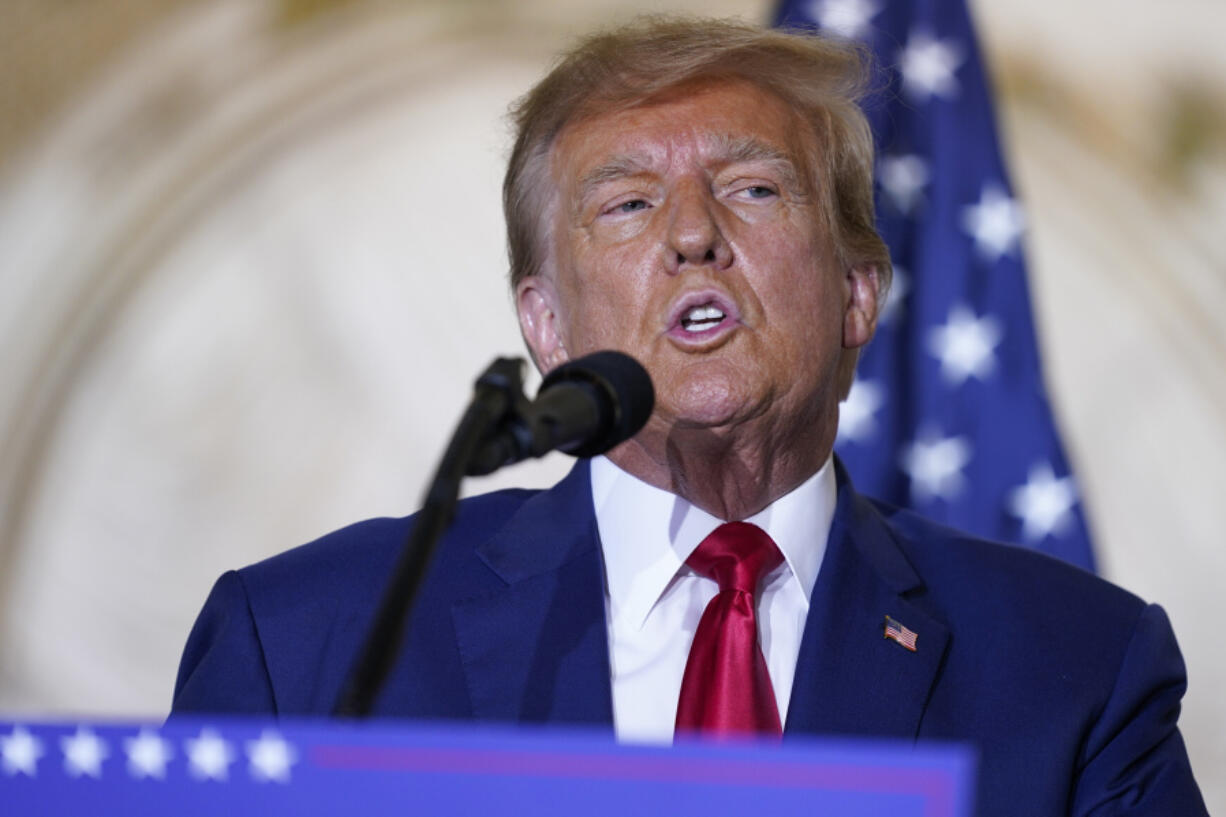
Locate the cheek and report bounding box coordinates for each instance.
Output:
[558,245,655,350]
[760,247,845,360]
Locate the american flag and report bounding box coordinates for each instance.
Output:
[773,0,1096,570]
[884,615,919,651]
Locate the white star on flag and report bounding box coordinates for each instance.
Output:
[1008,463,1078,542]
[186,728,235,781]
[927,304,1003,385]
[961,184,1026,260]
[246,730,297,783]
[811,0,880,39]
[898,30,963,100]
[1,725,43,777]
[901,431,972,503]
[62,726,108,779]
[879,154,929,215]
[838,378,885,443]
[125,728,173,780]
[879,265,909,326]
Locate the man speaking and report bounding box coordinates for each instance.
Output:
[172,17,1207,815]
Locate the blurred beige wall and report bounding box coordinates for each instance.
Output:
[1,0,1222,810]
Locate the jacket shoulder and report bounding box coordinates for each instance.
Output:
[874,499,1145,623]
[860,501,1204,815]
[173,486,541,716]
[240,487,540,609]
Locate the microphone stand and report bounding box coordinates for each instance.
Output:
[332,358,527,717]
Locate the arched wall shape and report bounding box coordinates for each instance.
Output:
[0,0,590,713]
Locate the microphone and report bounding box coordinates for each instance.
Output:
[334,350,652,717]
[466,351,654,476]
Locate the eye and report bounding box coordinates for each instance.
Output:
[743,185,777,200]
[591,191,655,224]
[614,199,649,213]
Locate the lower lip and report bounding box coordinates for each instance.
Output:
[666,316,739,344]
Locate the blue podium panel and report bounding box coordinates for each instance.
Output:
[1,718,975,816]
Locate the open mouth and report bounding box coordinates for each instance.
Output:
[666,290,740,344]
[680,304,727,333]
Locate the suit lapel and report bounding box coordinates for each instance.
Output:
[449,459,949,736]
[451,462,614,726]
[785,465,950,739]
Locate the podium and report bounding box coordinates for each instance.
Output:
[1,718,975,815]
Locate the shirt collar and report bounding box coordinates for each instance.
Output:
[592,454,836,631]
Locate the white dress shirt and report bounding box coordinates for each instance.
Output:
[591,454,837,744]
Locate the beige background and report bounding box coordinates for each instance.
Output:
[1,0,1223,809]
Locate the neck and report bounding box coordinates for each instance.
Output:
[606,410,836,521]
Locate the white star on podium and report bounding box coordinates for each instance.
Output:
[125,728,173,780]
[1,725,44,777]
[247,730,297,783]
[186,728,234,781]
[62,726,108,778]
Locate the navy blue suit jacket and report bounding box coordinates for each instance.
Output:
[173,461,1206,815]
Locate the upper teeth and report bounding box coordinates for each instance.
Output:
[681,305,725,331]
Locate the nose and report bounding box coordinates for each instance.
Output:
[663,181,733,274]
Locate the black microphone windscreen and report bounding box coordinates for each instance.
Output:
[540,351,654,457]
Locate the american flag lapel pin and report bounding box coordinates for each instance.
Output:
[884,615,918,652]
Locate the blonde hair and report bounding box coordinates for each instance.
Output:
[503,15,892,295]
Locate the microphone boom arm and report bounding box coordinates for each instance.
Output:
[332,357,527,717]
[332,351,652,717]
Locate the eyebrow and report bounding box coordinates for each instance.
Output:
[575,135,808,203]
[715,135,807,191]
[577,154,654,200]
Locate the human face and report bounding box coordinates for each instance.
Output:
[517,80,877,441]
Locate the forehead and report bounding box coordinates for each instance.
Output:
[551,79,814,188]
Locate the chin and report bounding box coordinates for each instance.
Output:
[660,373,759,430]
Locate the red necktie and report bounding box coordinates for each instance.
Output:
[675,521,784,736]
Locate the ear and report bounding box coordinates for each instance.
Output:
[842,262,882,350]
[516,275,569,373]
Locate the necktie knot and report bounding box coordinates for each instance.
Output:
[687,521,783,594]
